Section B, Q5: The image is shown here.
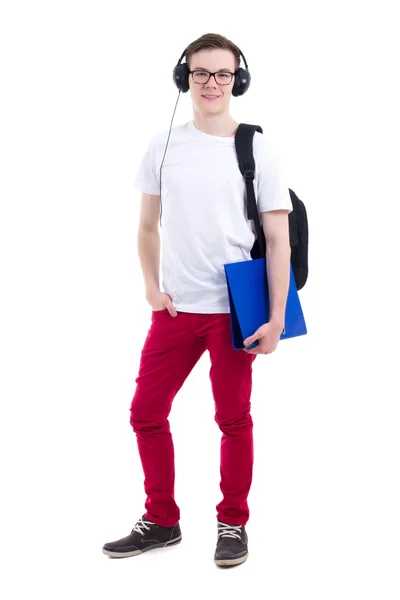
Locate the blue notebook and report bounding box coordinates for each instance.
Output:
[224,258,307,350]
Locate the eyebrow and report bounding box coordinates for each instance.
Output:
[191,67,233,72]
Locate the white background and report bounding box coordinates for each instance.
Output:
[1,0,399,598]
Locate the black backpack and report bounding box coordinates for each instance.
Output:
[235,123,309,290]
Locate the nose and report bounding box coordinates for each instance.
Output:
[205,74,218,88]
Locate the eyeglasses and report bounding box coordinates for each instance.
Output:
[189,70,236,85]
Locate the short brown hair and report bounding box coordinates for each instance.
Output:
[185,33,241,70]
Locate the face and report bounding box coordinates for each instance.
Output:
[188,48,236,117]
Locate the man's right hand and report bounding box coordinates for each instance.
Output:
[146,291,178,317]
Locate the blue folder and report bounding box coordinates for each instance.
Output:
[224,258,307,350]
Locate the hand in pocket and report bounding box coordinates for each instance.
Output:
[147,291,178,317]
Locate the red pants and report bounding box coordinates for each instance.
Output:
[129,309,257,528]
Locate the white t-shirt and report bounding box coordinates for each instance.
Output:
[134,120,292,314]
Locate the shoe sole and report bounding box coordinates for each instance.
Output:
[102,535,182,558]
[214,552,248,567]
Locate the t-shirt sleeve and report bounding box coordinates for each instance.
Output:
[254,132,293,214]
[134,136,160,195]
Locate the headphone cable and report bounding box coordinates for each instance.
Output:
[159,90,181,228]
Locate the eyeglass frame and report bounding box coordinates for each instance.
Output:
[189,69,238,85]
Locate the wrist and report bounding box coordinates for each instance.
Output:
[269,316,285,330]
[146,286,160,300]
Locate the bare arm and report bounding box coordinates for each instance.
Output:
[137,193,161,299]
[261,209,292,329]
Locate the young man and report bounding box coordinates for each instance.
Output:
[103,33,292,567]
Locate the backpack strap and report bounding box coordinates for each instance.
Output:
[235,123,265,257]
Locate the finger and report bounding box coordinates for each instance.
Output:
[165,302,178,317]
[243,338,257,347]
[243,347,258,354]
[243,331,261,346]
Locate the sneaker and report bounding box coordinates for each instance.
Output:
[214,520,248,567]
[102,514,182,558]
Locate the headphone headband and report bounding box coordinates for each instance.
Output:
[176,47,248,70]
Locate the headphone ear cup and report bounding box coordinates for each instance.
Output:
[232,68,251,97]
[173,63,190,93]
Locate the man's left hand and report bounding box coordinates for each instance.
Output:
[242,321,284,355]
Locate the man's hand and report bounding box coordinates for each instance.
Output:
[242,321,284,355]
[146,290,178,317]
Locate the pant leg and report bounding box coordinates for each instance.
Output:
[130,310,206,527]
[205,314,257,526]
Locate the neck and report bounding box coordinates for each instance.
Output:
[192,113,239,137]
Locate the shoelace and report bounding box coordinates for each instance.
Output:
[217,521,242,540]
[131,516,155,536]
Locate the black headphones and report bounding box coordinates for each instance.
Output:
[173,46,251,97]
